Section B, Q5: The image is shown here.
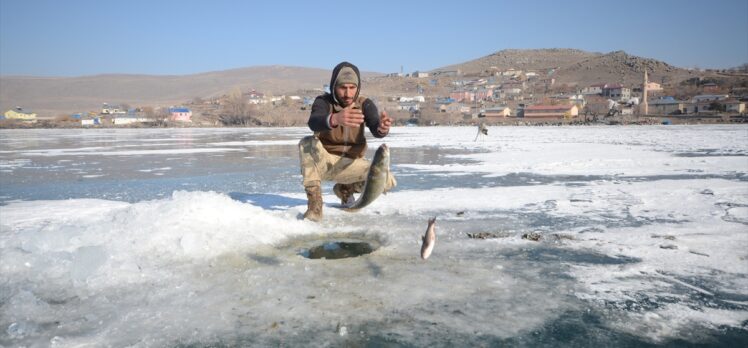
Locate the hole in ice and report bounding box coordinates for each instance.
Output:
[300,241,376,259]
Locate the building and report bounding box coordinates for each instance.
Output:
[723,100,746,114]
[101,103,126,114]
[702,82,720,93]
[602,84,631,101]
[581,83,607,95]
[692,94,729,103]
[3,107,37,122]
[246,90,265,104]
[412,71,429,78]
[523,105,579,119]
[649,97,687,115]
[438,103,470,113]
[474,88,494,101]
[399,96,426,103]
[397,101,420,112]
[112,115,154,125]
[645,81,663,92]
[168,107,192,122]
[81,117,102,126]
[500,82,524,95]
[481,106,511,118]
[449,89,475,102]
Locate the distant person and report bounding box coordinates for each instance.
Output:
[298,61,396,221]
[475,123,488,141]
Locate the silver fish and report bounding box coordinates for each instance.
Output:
[420,217,437,260]
[343,144,390,212]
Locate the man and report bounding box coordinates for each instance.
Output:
[298,61,396,222]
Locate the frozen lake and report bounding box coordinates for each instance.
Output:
[1,125,747,347]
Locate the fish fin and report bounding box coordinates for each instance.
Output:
[429,217,436,224]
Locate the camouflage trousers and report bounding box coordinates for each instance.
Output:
[298,135,396,190]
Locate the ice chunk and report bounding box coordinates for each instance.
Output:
[71,245,108,281]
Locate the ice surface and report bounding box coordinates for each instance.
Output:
[0,125,747,346]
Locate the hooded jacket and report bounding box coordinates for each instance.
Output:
[307,61,387,159]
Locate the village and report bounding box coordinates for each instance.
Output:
[2,64,747,128]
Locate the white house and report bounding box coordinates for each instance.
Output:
[398,102,420,111]
[101,103,126,114]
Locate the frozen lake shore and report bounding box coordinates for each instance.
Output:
[1,125,747,347]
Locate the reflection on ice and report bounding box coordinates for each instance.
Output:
[1,126,747,346]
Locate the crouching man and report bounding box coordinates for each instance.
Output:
[298,61,396,221]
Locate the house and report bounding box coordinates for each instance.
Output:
[246,90,265,104]
[723,99,746,114]
[602,84,631,101]
[649,97,687,115]
[168,107,192,122]
[112,110,154,125]
[113,115,154,125]
[438,103,470,113]
[449,89,475,102]
[474,88,494,101]
[412,71,429,78]
[501,69,522,77]
[551,94,586,107]
[101,103,126,114]
[501,82,524,95]
[397,102,420,112]
[523,105,579,119]
[702,82,720,93]
[582,83,607,95]
[645,81,663,92]
[3,107,37,122]
[81,116,102,126]
[481,106,511,118]
[692,94,729,103]
[465,79,487,86]
[399,96,426,103]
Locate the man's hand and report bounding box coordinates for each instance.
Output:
[331,105,364,128]
[377,111,392,134]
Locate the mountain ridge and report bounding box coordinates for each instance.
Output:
[0,49,736,117]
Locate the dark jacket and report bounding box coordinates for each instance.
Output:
[307,62,387,158]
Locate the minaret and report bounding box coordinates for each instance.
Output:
[642,71,649,115]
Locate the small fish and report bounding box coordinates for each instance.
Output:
[420,217,437,260]
[343,143,390,212]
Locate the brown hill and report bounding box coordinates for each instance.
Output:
[2,49,741,118]
[435,48,600,75]
[0,66,345,117]
[551,50,699,87]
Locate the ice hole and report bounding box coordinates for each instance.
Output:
[300,241,375,259]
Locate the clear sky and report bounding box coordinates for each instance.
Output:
[1,0,747,77]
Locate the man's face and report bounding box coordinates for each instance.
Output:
[335,83,358,107]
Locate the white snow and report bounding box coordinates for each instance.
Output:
[0,125,746,346]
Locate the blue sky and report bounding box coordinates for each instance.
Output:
[1,0,747,76]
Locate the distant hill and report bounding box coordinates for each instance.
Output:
[436,48,600,75]
[432,48,702,87]
[1,49,739,118]
[0,66,343,117]
[552,50,699,87]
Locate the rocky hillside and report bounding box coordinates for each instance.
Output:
[552,50,698,87]
[436,48,600,75]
